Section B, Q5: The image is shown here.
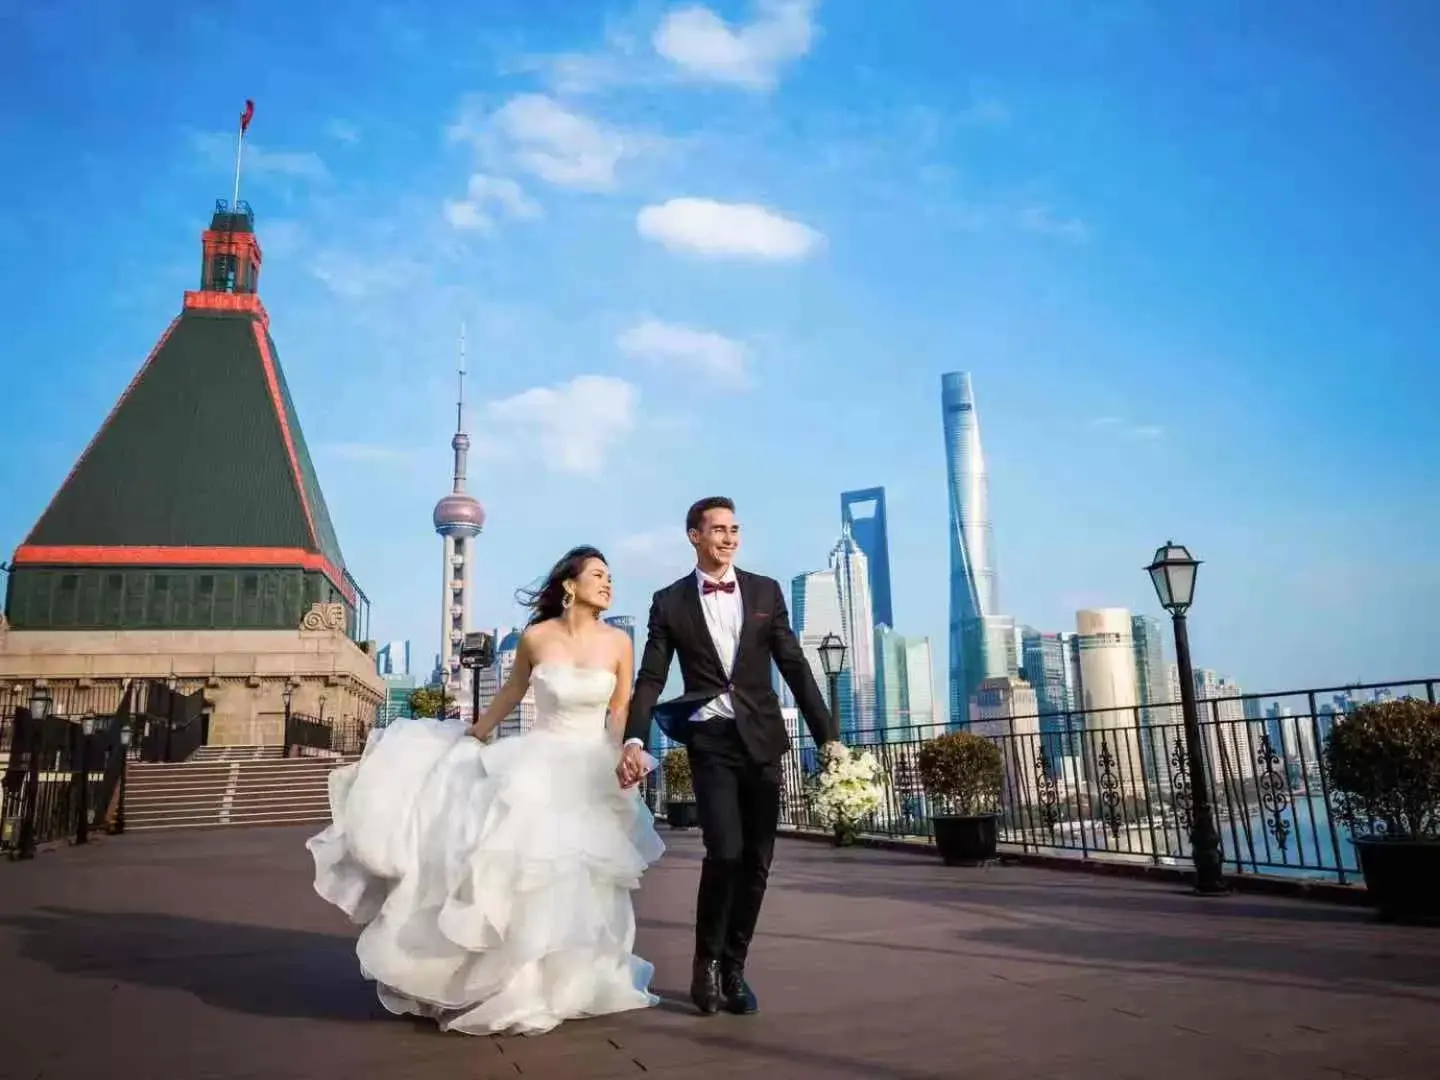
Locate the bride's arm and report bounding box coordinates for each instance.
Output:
[466,633,535,741]
[606,633,635,744]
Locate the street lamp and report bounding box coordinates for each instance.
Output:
[15,687,53,860]
[1146,541,1227,896]
[28,686,52,721]
[460,632,496,732]
[74,712,98,845]
[818,632,848,739]
[111,723,133,834]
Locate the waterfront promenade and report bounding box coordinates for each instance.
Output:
[2,827,1438,1079]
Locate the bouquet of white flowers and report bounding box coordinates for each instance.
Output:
[808,742,885,845]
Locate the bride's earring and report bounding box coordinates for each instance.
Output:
[562,588,574,611]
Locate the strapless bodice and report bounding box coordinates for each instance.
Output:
[529,664,616,738]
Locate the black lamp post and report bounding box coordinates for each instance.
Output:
[74,712,98,845]
[17,687,53,860]
[282,683,295,757]
[818,632,848,741]
[460,632,497,734]
[1146,541,1228,896]
[110,722,132,835]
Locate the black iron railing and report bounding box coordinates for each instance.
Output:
[758,677,1438,887]
[1,684,139,858]
[284,712,369,758]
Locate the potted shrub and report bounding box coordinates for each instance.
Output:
[663,749,699,829]
[1325,698,1440,923]
[917,731,1005,866]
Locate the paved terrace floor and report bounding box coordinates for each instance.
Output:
[2,829,1438,1080]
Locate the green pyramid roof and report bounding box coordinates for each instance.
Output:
[4,201,359,632]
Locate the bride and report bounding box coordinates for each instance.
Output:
[306,545,665,1036]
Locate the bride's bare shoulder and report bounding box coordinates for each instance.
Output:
[516,622,554,656]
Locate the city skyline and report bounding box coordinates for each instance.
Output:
[2,3,1436,699]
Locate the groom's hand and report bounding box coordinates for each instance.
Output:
[616,742,648,788]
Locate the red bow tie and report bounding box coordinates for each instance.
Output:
[702,580,736,595]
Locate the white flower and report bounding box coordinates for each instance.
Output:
[807,747,885,830]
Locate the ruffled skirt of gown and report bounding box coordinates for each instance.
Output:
[305,717,665,1035]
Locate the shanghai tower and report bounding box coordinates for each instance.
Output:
[941,372,1002,725]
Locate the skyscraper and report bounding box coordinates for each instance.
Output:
[432,327,486,707]
[904,637,936,732]
[1021,628,1082,767]
[874,625,907,741]
[829,524,877,742]
[792,568,852,740]
[874,627,938,740]
[941,371,1001,725]
[1130,614,1168,782]
[840,487,894,628]
[1074,609,1145,791]
[375,640,411,677]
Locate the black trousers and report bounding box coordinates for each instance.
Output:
[687,714,781,969]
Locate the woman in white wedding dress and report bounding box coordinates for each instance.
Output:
[306,546,665,1036]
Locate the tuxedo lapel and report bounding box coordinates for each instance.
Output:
[678,574,727,678]
[730,569,758,675]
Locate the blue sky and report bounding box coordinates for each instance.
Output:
[2,0,1437,703]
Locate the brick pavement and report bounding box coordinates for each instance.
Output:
[1,827,1438,1079]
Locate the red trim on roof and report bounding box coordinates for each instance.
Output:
[12,545,355,605]
[182,291,269,327]
[250,321,322,560]
[22,317,183,547]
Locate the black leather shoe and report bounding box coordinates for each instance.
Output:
[721,965,758,1015]
[690,959,723,1015]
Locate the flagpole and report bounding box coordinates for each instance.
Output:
[231,100,253,211]
[231,119,245,210]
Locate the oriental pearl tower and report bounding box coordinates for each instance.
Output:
[433,326,485,710]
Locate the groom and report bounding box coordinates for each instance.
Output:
[619,496,837,1017]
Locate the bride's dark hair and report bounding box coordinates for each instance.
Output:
[516,545,609,626]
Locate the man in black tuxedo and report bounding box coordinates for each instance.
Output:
[619,496,837,1017]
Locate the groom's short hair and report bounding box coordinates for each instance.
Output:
[686,496,735,533]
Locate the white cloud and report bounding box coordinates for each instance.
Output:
[191,131,328,181]
[1019,205,1091,243]
[310,253,424,299]
[654,0,817,91]
[325,119,361,145]
[617,317,749,384]
[444,173,542,232]
[612,527,696,581]
[483,375,638,475]
[451,94,648,191]
[636,197,822,260]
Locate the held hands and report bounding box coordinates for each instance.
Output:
[616,742,654,789]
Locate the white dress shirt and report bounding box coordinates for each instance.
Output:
[624,565,743,750]
[692,565,742,723]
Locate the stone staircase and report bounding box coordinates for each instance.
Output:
[122,747,357,832]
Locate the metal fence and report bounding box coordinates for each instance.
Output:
[283,711,369,758]
[1,685,140,857]
[763,678,1439,887]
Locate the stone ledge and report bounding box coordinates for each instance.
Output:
[776,825,1372,907]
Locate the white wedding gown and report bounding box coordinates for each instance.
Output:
[305,663,666,1035]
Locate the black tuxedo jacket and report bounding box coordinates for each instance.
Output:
[624,568,836,763]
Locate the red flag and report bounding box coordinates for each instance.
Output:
[240,99,255,133]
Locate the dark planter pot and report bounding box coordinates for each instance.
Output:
[1354,837,1440,924]
[666,799,699,829]
[932,814,998,866]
